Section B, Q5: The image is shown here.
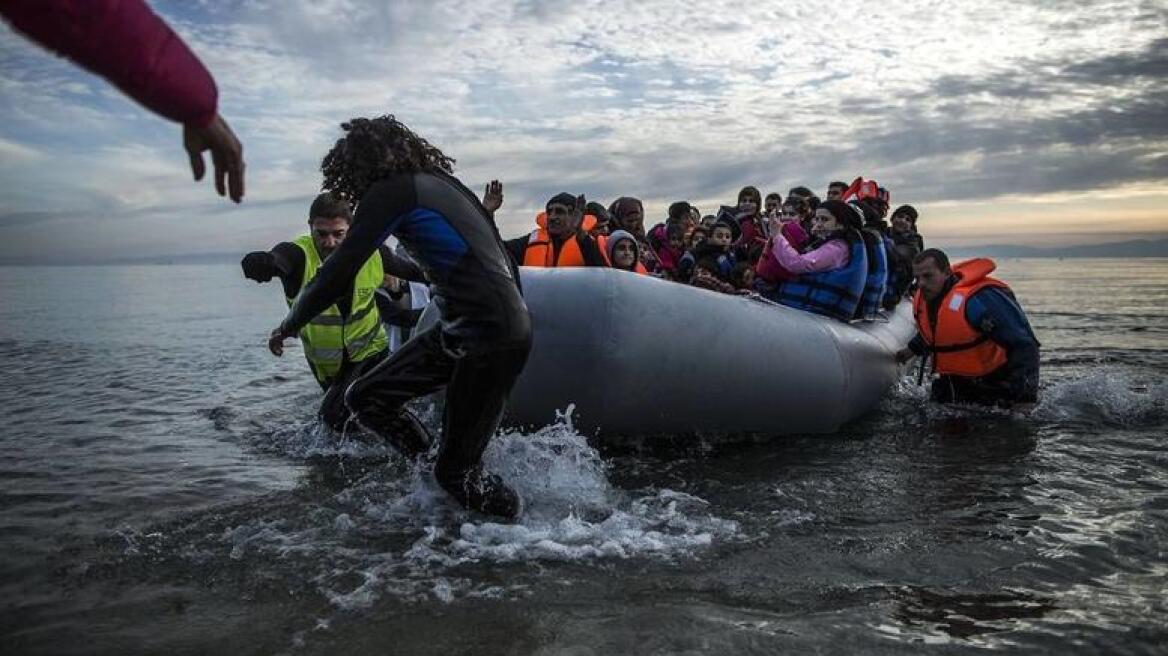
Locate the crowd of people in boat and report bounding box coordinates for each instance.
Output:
[7,2,1040,522]
[491,177,924,323]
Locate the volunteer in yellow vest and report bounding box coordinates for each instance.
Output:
[503,192,608,267]
[240,192,426,430]
[896,249,1040,408]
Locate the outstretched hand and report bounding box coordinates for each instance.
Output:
[482,180,504,213]
[183,113,245,203]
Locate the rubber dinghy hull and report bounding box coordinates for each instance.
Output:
[495,267,917,437]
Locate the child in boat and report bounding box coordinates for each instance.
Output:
[609,196,659,273]
[730,261,755,291]
[676,225,709,282]
[654,222,687,279]
[605,229,647,274]
[754,196,812,288]
[688,215,739,293]
[733,186,767,263]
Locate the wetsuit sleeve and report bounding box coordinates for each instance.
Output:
[1,0,218,127]
[504,235,528,266]
[279,178,414,335]
[965,287,1041,400]
[241,241,303,297]
[379,244,427,282]
[270,242,305,299]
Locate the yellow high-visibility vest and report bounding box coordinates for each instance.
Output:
[287,234,388,384]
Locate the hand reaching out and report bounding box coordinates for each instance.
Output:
[183,113,245,203]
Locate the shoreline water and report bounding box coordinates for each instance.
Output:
[1,258,1166,654]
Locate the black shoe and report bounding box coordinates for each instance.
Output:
[437,467,522,521]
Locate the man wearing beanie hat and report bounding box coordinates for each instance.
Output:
[504,192,608,267]
[890,205,923,251]
[885,204,924,306]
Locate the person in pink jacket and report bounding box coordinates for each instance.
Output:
[2,0,245,202]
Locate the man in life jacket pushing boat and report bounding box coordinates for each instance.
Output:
[897,249,1041,409]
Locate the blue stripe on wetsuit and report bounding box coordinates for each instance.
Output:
[380,207,470,277]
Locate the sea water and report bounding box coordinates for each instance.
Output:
[0,259,1165,654]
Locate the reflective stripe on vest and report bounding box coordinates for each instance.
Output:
[858,229,889,321]
[912,258,1010,377]
[288,234,388,384]
[775,234,868,322]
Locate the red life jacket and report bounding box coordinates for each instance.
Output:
[912,258,1010,377]
[842,176,880,202]
[522,211,598,267]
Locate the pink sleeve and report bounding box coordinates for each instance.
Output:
[781,221,809,250]
[2,0,218,126]
[773,237,849,274]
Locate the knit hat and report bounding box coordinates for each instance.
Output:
[891,204,919,225]
[585,201,610,223]
[712,206,742,241]
[605,229,640,266]
[546,192,577,210]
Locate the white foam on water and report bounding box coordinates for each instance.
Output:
[210,411,740,613]
[368,418,740,569]
[1033,372,1168,428]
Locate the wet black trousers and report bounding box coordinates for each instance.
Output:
[318,349,388,432]
[342,326,531,485]
[931,367,1034,407]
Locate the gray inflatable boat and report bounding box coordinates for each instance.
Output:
[500,267,916,437]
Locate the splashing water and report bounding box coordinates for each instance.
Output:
[179,408,741,611]
[1033,372,1168,428]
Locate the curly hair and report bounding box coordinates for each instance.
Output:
[320,115,455,208]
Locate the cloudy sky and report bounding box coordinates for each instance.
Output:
[1,0,1165,262]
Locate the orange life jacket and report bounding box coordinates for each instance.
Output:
[595,234,649,274]
[912,258,1010,377]
[522,211,598,267]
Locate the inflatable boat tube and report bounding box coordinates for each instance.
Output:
[421,267,917,437]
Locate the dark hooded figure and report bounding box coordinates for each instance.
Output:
[269,115,530,520]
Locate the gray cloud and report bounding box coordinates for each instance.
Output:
[2,0,1167,258]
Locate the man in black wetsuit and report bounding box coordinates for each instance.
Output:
[242,192,427,431]
[269,116,532,520]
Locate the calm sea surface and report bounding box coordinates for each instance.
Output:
[1,259,1165,655]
